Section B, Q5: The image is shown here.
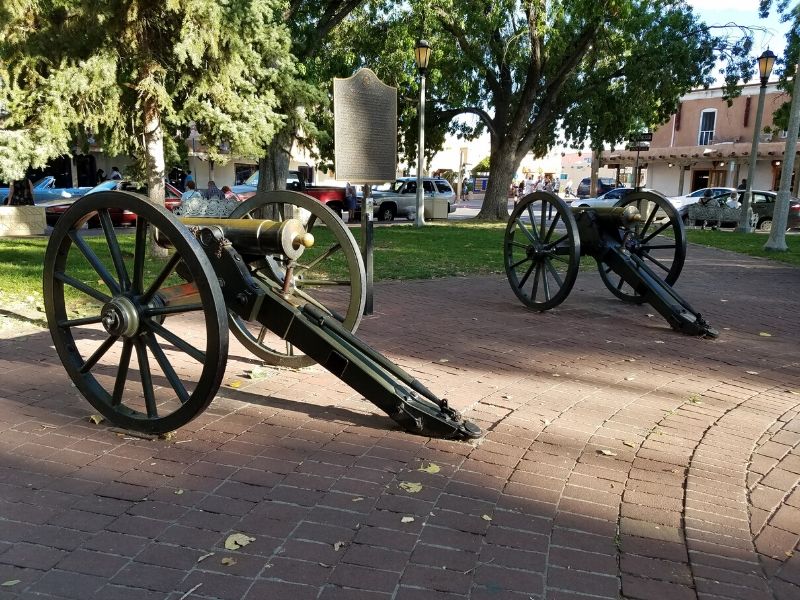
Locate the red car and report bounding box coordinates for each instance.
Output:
[45,180,183,226]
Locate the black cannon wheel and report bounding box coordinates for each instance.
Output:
[504,191,581,311]
[597,189,687,303]
[43,191,228,434]
[228,190,366,368]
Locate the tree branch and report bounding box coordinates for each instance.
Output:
[433,106,497,138]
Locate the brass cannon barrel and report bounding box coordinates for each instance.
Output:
[160,217,314,259]
[571,205,642,229]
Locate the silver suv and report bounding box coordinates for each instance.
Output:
[371,177,456,221]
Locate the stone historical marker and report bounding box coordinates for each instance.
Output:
[334,68,397,183]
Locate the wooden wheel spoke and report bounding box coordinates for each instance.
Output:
[541,264,552,301]
[68,230,121,295]
[79,334,119,374]
[133,338,158,418]
[545,234,568,250]
[59,314,104,328]
[132,218,148,293]
[99,209,130,291]
[516,217,538,243]
[297,243,342,272]
[639,202,658,236]
[641,250,670,273]
[544,259,563,288]
[510,255,533,270]
[55,271,112,304]
[146,320,206,363]
[144,333,190,405]
[510,240,530,250]
[544,212,561,242]
[141,252,182,304]
[530,263,542,301]
[539,201,547,239]
[111,340,133,407]
[518,260,537,288]
[641,221,671,244]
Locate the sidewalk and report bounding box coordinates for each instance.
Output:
[0,244,799,599]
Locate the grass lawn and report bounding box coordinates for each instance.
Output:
[684,229,800,267]
[0,221,796,328]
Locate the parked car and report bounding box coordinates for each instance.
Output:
[44,180,183,226]
[571,187,639,208]
[669,187,735,213]
[367,177,456,221]
[0,175,92,204]
[576,177,616,199]
[231,170,348,214]
[746,190,800,231]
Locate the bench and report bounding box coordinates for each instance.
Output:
[686,203,757,229]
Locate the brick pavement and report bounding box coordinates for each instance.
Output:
[0,243,799,599]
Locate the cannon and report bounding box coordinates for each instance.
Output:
[504,190,717,337]
[43,190,481,439]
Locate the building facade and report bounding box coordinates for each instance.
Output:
[602,82,796,196]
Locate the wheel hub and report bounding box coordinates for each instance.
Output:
[101,297,140,338]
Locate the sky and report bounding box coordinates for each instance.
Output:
[688,0,791,61]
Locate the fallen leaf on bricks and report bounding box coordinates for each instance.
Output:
[333,541,346,551]
[221,557,237,566]
[247,366,270,380]
[399,481,423,493]
[552,373,560,377]
[401,516,415,523]
[159,432,175,441]
[625,376,635,381]
[436,359,449,363]
[352,497,364,502]
[646,314,654,318]
[88,415,104,425]
[228,380,243,389]
[746,371,759,375]
[597,449,617,457]
[622,441,636,448]
[502,394,512,399]
[418,463,440,474]
[224,533,255,550]
[654,340,664,344]
[175,489,184,495]
[482,515,492,521]
[541,419,551,426]
[759,332,773,337]
[1,581,20,587]
[197,552,214,563]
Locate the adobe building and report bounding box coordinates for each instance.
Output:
[603,82,796,196]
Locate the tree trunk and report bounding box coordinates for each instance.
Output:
[258,128,293,192]
[143,94,167,258]
[143,96,165,206]
[476,140,518,220]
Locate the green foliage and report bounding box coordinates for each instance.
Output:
[471,157,490,176]
[339,1,757,219]
[0,0,293,182]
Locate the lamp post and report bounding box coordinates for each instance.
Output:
[738,49,777,233]
[414,39,431,227]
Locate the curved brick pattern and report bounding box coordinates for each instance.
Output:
[0,244,799,599]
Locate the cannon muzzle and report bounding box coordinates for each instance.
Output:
[163,217,313,259]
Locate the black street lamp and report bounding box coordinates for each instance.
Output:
[738,49,778,232]
[414,39,431,227]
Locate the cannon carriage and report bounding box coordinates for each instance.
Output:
[504,190,717,338]
[43,189,481,439]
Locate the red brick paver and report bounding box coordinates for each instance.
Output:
[0,244,799,598]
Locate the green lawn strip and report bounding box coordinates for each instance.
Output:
[1,224,795,318]
[684,229,800,267]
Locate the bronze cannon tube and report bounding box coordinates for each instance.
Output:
[157,218,314,259]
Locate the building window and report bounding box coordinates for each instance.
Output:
[698,109,716,145]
